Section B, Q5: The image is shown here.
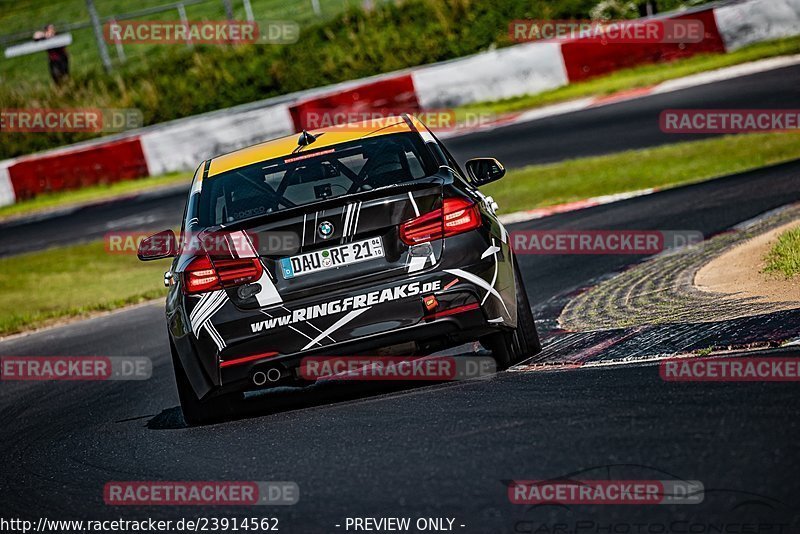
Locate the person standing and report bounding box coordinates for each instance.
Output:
[33,24,70,84]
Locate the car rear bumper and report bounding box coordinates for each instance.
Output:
[216,303,495,395]
[172,231,517,400]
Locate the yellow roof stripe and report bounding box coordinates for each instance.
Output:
[206,116,416,178]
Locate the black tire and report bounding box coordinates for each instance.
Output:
[484,330,513,371]
[509,258,542,362]
[170,344,240,426]
[484,258,541,370]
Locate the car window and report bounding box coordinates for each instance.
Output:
[195,133,438,226]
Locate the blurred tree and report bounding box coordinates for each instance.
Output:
[590,0,639,20]
[592,0,713,19]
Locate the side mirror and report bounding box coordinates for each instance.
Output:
[465,157,505,186]
[137,230,177,261]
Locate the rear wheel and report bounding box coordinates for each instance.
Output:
[485,258,541,370]
[171,343,240,426]
[509,258,542,361]
[485,331,513,371]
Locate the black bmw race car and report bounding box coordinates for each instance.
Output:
[138,114,540,424]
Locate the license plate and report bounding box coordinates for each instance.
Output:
[280,237,385,279]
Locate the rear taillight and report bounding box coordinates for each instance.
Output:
[399,209,442,245]
[443,198,481,235]
[182,256,263,295]
[215,258,263,286]
[400,197,481,245]
[183,256,220,294]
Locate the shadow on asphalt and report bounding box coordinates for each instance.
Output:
[146,345,508,429]
[146,377,472,430]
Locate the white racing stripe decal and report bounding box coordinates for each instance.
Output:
[408,255,427,273]
[190,290,221,320]
[288,324,315,343]
[341,201,363,242]
[301,307,371,351]
[303,320,337,344]
[190,290,227,336]
[189,292,213,323]
[227,231,240,258]
[481,239,500,307]
[287,304,337,344]
[205,322,226,351]
[351,202,362,239]
[342,203,353,240]
[193,302,227,338]
[445,268,510,316]
[405,193,423,273]
[277,306,322,346]
[254,269,282,307]
[407,191,420,216]
[193,291,226,327]
[481,245,501,259]
[260,307,336,347]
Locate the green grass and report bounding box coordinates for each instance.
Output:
[0,0,371,85]
[764,226,800,279]
[0,240,169,336]
[459,35,800,116]
[0,171,191,221]
[485,132,800,213]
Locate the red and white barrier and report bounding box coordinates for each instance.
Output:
[411,42,568,109]
[559,9,726,83]
[140,104,294,176]
[7,137,149,201]
[0,161,15,207]
[289,75,419,132]
[1,0,798,208]
[714,0,800,51]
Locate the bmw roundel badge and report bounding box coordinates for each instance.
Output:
[318,220,334,239]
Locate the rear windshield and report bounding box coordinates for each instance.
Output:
[195,133,438,227]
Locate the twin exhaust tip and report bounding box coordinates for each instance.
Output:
[252,368,282,386]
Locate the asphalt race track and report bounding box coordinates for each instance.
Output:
[1,63,799,257]
[1,156,799,531]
